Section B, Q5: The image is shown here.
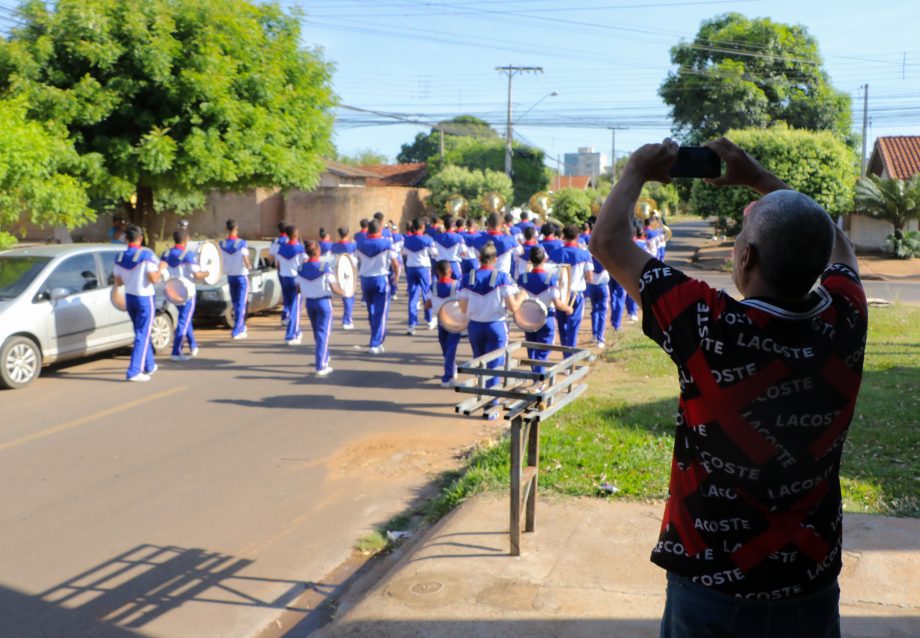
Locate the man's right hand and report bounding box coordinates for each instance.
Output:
[704,137,790,195]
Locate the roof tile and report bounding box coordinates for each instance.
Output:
[875,136,920,179]
[362,163,428,187]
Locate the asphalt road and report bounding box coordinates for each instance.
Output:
[0,303,503,638]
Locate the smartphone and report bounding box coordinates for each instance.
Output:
[668,146,721,179]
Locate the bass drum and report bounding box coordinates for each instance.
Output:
[331,253,358,298]
[110,285,127,312]
[556,264,572,305]
[164,277,196,305]
[514,298,548,332]
[437,300,468,334]
[196,240,223,286]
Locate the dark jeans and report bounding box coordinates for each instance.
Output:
[661,573,840,638]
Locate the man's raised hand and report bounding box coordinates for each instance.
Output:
[624,138,679,184]
[704,137,790,195]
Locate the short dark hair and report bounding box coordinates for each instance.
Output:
[373,211,385,221]
[173,230,188,244]
[523,226,536,241]
[529,245,546,266]
[125,225,143,243]
[304,240,319,258]
[368,219,380,235]
[359,218,369,229]
[285,224,296,237]
[226,219,238,233]
[454,217,465,229]
[563,224,579,241]
[486,212,500,229]
[337,226,349,239]
[520,211,529,221]
[504,212,514,224]
[435,259,452,278]
[277,221,287,233]
[541,222,554,237]
[410,218,422,232]
[442,214,453,228]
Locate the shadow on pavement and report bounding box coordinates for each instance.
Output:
[211,393,455,418]
[0,544,309,637]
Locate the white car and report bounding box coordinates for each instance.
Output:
[0,244,178,389]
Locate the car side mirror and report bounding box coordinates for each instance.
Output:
[50,287,72,301]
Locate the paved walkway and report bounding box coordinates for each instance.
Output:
[317,495,920,638]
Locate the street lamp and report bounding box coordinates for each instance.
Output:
[505,91,558,178]
[515,91,558,125]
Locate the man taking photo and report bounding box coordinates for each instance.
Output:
[590,137,867,637]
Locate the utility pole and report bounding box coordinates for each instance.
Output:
[607,126,628,184]
[439,125,445,160]
[496,65,543,178]
[860,84,869,176]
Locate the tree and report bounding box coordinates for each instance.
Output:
[688,127,856,233]
[0,0,335,241]
[424,165,513,220]
[641,182,680,215]
[336,148,389,166]
[397,115,498,163]
[0,98,93,248]
[659,13,851,143]
[855,174,920,232]
[551,188,593,226]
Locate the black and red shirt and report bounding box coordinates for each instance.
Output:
[639,259,868,599]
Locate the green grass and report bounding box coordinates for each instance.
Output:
[431,304,920,518]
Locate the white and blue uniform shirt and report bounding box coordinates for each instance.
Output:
[470,231,521,274]
[635,235,656,256]
[402,233,436,269]
[269,233,289,259]
[319,240,333,256]
[356,235,397,277]
[458,267,518,323]
[390,231,405,254]
[161,245,201,282]
[276,241,306,278]
[114,245,159,296]
[579,231,592,247]
[434,230,466,264]
[515,241,540,275]
[554,243,594,292]
[296,260,336,299]
[508,225,523,244]
[515,220,536,235]
[330,240,356,256]
[517,269,560,316]
[431,278,460,315]
[590,256,610,286]
[539,238,564,261]
[220,237,250,277]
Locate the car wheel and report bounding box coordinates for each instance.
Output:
[151,313,173,354]
[0,336,43,390]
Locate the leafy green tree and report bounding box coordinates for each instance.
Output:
[855,174,920,232]
[551,188,593,226]
[0,0,335,241]
[425,165,513,220]
[337,148,389,166]
[397,115,498,163]
[0,98,92,248]
[660,13,851,143]
[689,127,856,233]
[641,182,680,215]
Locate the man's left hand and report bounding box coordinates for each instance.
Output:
[624,138,679,184]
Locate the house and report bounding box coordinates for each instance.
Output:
[850,136,920,250]
[319,160,380,187]
[550,175,594,191]
[362,162,428,187]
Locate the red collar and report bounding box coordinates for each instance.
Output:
[438,277,454,283]
[337,239,350,243]
[175,244,186,250]
[479,265,494,271]
[129,241,142,248]
[279,233,288,238]
[228,234,239,239]
[308,257,320,262]
[543,236,557,241]
[524,240,537,246]
[565,241,578,247]
[487,230,502,236]
[367,233,382,239]
[532,267,545,273]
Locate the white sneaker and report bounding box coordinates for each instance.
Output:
[369,346,384,354]
[597,341,606,350]
[427,320,437,330]
[281,317,289,326]
[440,379,454,388]
[148,365,158,375]
[171,354,190,362]
[127,373,150,382]
[629,314,639,322]
[286,337,302,346]
[232,332,248,340]
[316,367,334,377]
[391,294,399,300]
[190,347,199,357]
[343,323,354,331]
[406,327,416,336]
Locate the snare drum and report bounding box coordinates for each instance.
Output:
[513,298,548,332]
[437,300,468,334]
[164,277,196,305]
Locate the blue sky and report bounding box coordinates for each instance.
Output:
[293,0,920,166]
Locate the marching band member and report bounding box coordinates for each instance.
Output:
[296,240,336,377]
[554,224,594,353]
[374,211,391,238]
[514,211,536,235]
[579,219,593,247]
[269,222,289,263]
[160,229,209,361]
[329,227,357,330]
[277,225,306,345]
[608,228,649,330]
[113,225,167,381]
[517,246,573,373]
[354,218,370,243]
[538,222,564,259]
[427,260,462,388]
[504,212,522,244]
[433,215,465,280]
[402,218,437,335]
[514,225,539,275]
[470,212,521,275]
[389,222,404,301]
[219,219,252,339]
[586,254,611,348]
[356,219,400,354]
[318,228,333,258]
[457,242,528,411]
[456,218,479,276]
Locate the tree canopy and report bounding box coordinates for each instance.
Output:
[855,174,920,231]
[0,98,93,248]
[0,0,336,240]
[659,13,852,143]
[397,115,498,163]
[688,127,856,233]
[424,165,513,220]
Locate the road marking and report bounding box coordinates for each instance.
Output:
[0,386,187,453]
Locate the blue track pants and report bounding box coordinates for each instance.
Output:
[227,275,248,337]
[556,291,585,354]
[587,282,610,342]
[125,294,156,379]
[406,267,432,328]
[306,297,333,371]
[438,326,461,383]
[467,320,507,389]
[524,316,555,374]
[361,275,390,348]
[172,297,198,356]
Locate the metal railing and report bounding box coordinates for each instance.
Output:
[454,341,593,555]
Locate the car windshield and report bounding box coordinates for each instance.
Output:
[0,255,53,299]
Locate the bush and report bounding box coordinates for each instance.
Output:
[551,188,593,226]
[888,230,920,259]
[688,126,857,234]
[425,165,513,220]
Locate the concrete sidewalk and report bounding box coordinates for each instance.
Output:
[316,494,920,638]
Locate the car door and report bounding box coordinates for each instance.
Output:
[35,253,109,357]
[96,250,134,345]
